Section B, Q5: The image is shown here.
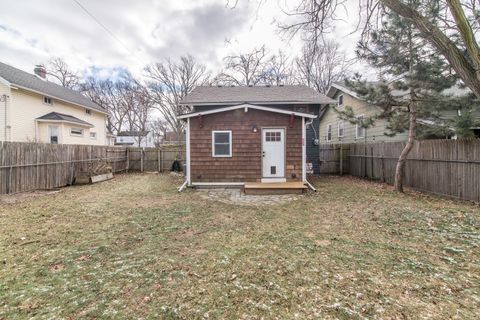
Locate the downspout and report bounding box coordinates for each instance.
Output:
[178,117,190,192]
[1,94,8,141]
[304,117,317,192]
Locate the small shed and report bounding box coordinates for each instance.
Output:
[178,85,335,191]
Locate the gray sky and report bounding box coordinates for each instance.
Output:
[0,0,367,79]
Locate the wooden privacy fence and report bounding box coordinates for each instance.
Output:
[127,146,185,172]
[348,139,480,202]
[0,142,128,194]
[0,142,185,195]
[319,144,350,174]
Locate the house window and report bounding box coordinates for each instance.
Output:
[70,127,84,136]
[338,95,344,107]
[43,96,52,105]
[86,109,92,115]
[326,124,332,142]
[48,125,59,144]
[338,121,344,138]
[90,132,97,139]
[212,131,232,157]
[266,131,281,142]
[356,115,365,139]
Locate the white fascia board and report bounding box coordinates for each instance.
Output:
[36,119,94,128]
[0,76,11,86]
[178,103,317,119]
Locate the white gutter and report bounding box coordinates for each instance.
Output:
[36,119,94,128]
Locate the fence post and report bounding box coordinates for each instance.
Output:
[158,149,161,172]
[126,148,129,172]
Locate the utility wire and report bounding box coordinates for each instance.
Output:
[72,0,134,55]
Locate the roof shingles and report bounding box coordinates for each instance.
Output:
[180,85,335,105]
[0,62,105,113]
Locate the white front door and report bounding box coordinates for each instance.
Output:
[262,128,285,179]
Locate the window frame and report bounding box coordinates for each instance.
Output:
[43,96,53,106]
[337,94,344,107]
[212,130,232,158]
[326,124,332,142]
[90,131,97,139]
[356,115,365,139]
[338,121,344,138]
[70,127,84,137]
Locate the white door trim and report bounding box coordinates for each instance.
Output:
[261,127,286,179]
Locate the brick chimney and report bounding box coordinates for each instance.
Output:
[34,65,47,79]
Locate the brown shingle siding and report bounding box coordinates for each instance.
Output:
[190,109,302,182]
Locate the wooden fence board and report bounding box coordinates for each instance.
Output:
[0,142,185,194]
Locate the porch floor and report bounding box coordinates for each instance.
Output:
[244,181,307,195]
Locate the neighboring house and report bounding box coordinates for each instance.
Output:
[321,82,408,144]
[322,82,480,144]
[115,131,155,147]
[0,62,110,145]
[178,85,335,186]
[162,131,186,145]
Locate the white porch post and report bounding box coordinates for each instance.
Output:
[186,117,191,185]
[302,116,306,182]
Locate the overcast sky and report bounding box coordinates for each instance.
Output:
[0,0,366,79]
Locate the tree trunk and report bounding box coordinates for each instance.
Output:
[394,101,416,192]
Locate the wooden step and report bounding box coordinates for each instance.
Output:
[244,181,307,195]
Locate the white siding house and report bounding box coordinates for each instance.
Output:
[0,62,110,145]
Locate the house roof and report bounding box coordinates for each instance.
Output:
[36,112,93,127]
[117,130,149,137]
[327,81,472,100]
[180,85,335,106]
[0,61,106,113]
[178,103,317,119]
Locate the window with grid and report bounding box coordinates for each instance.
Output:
[212,131,232,157]
[326,124,332,141]
[265,131,281,142]
[338,121,344,137]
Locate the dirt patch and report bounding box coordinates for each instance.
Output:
[197,188,302,206]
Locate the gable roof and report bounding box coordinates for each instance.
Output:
[178,103,317,119]
[36,112,93,127]
[0,61,106,114]
[180,85,335,106]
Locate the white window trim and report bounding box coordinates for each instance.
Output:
[338,121,344,138]
[326,124,332,142]
[70,127,84,137]
[338,94,344,106]
[43,96,53,106]
[212,130,232,157]
[356,114,365,139]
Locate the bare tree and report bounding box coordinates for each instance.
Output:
[295,40,351,93]
[261,50,296,85]
[214,46,268,86]
[82,72,153,137]
[46,57,80,90]
[150,118,168,146]
[145,55,210,140]
[279,0,480,98]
